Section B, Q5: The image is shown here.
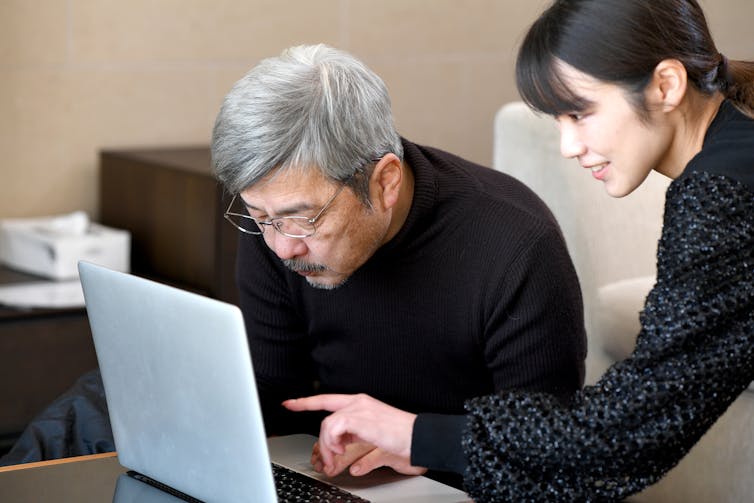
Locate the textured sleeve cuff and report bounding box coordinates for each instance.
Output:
[410,413,468,473]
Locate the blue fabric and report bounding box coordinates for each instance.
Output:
[0,369,114,466]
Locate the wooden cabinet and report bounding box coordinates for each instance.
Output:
[99,147,239,305]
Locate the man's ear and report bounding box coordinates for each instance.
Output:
[370,154,403,210]
[647,58,688,112]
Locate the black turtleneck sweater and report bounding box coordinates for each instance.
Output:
[236,139,586,438]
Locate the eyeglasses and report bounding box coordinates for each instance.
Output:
[223,183,348,238]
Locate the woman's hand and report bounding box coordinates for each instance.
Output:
[283,393,422,476]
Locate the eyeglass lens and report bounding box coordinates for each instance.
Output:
[225,196,318,238]
[225,196,261,234]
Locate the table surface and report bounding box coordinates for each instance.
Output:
[0,436,472,503]
[0,453,126,503]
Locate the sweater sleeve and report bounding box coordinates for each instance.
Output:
[481,221,587,397]
[411,413,468,473]
[461,172,754,502]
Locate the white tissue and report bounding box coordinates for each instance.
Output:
[33,211,90,236]
[0,212,130,280]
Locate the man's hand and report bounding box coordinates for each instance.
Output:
[311,441,427,477]
[283,394,422,476]
[311,441,373,476]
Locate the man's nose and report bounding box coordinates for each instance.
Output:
[265,231,307,260]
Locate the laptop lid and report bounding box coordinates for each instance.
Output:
[78,261,277,503]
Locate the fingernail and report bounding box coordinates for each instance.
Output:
[351,464,361,475]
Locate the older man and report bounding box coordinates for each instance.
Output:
[212,44,585,480]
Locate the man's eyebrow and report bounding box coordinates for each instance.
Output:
[241,199,317,217]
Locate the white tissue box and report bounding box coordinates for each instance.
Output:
[0,217,130,280]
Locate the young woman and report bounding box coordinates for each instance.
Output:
[284,0,754,500]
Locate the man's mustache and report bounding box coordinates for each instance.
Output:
[282,259,327,273]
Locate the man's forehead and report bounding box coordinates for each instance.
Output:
[239,167,331,211]
[253,165,328,191]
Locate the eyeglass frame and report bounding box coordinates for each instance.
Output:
[223,182,348,239]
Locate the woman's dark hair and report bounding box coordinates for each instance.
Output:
[516,0,754,117]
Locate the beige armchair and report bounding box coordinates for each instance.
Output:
[492,101,754,502]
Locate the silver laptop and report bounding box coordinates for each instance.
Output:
[79,261,469,503]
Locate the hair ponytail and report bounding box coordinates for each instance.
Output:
[721,57,754,116]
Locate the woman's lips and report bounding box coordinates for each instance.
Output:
[587,162,609,180]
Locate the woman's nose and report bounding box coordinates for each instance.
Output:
[559,122,587,159]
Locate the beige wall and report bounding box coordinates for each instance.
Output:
[1,0,751,219]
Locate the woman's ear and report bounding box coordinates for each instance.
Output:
[647,58,688,112]
[370,154,403,210]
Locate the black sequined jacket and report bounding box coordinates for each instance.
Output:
[411,100,754,502]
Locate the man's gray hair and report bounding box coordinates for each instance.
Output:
[211,44,403,201]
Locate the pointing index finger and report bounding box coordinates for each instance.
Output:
[282,394,356,412]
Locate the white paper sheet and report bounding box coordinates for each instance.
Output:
[0,280,85,309]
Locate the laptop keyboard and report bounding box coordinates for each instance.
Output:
[127,465,370,502]
[272,463,370,502]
